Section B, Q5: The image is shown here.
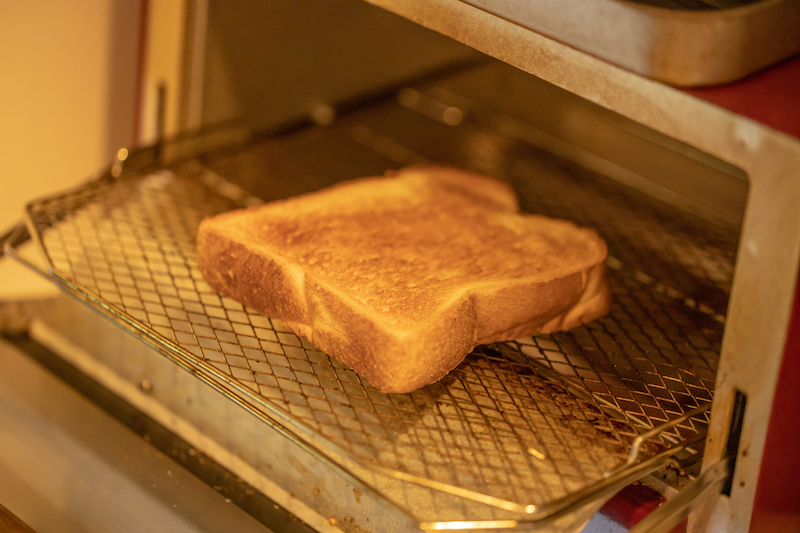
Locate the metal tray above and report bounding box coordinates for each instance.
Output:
[3,84,733,530]
[455,0,800,86]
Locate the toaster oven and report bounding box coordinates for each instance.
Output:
[1,1,799,532]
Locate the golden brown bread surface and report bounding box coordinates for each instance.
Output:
[197,165,610,393]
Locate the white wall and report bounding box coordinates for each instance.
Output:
[0,1,140,298]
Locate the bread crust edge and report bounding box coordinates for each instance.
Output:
[198,221,610,393]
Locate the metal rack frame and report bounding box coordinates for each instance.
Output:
[3,85,734,529]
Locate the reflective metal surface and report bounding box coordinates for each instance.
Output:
[0,337,274,533]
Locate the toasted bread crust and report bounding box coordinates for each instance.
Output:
[197,166,610,393]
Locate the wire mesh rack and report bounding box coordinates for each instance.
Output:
[4,78,740,531]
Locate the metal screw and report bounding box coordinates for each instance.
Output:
[139,378,153,393]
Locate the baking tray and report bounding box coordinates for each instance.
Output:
[3,85,735,530]
[456,0,800,86]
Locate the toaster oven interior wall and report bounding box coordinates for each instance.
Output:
[176,0,748,232]
[176,0,478,133]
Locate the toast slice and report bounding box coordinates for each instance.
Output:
[197,166,610,393]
